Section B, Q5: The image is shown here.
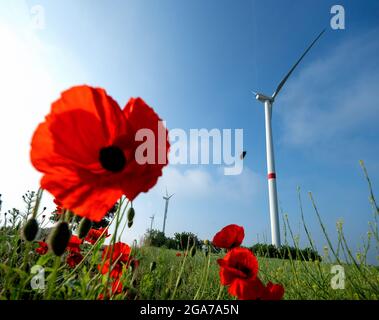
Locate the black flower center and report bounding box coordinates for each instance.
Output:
[234,262,252,278]
[99,146,126,172]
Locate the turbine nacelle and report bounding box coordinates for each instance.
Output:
[254,92,273,103]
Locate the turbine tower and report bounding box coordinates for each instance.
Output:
[162,188,174,235]
[253,29,325,247]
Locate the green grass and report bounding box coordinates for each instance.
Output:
[133,246,379,300]
[0,160,378,300]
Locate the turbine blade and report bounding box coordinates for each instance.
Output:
[271,29,325,100]
[251,90,258,97]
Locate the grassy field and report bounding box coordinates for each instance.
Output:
[0,231,378,300]
[0,161,378,300]
[134,247,379,300]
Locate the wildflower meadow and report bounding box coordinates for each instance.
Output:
[0,85,378,302]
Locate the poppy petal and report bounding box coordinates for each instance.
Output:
[120,97,170,201]
[263,281,285,300]
[212,224,245,249]
[31,86,129,170]
[40,170,123,221]
[228,278,265,300]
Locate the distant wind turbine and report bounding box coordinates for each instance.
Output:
[162,188,174,235]
[252,29,325,247]
[149,214,155,231]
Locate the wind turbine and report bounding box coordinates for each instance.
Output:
[253,29,325,247]
[149,214,155,231]
[162,188,174,235]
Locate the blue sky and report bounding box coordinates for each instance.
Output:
[0,0,378,263]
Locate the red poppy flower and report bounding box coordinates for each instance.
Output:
[67,235,82,253]
[176,252,182,257]
[98,279,124,300]
[231,277,266,300]
[30,85,170,222]
[102,242,131,263]
[99,242,131,278]
[111,279,124,295]
[85,227,109,245]
[66,251,83,268]
[212,224,244,249]
[35,241,48,255]
[262,281,285,300]
[217,247,260,299]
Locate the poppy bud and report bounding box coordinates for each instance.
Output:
[127,207,135,222]
[204,239,209,245]
[128,220,133,228]
[48,222,71,256]
[190,246,196,257]
[177,278,182,287]
[22,218,39,241]
[78,218,92,239]
[150,261,157,272]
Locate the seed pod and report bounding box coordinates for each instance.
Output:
[127,207,135,222]
[22,218,39,241]
[149,261,157,272]
[78,218,92,239]
[48,222,71,256]
[128,220,133,228]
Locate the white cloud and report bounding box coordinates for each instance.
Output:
[277,29,379,146]
[157,165,263,202]
[119,165,264,244]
